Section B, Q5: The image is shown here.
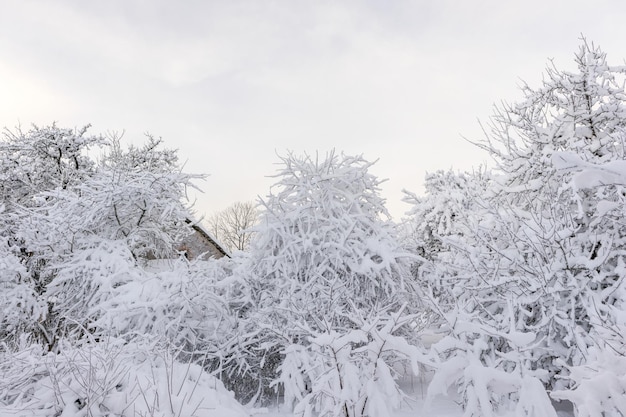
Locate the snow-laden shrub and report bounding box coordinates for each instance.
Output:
[0,128,201,350]
[276,311,428,417]
[229,151,427,409]
[94,256,238,357]
[0,340,248,417]
[89,255,253,407]
[406,40,626,415]
[426,318,557,417]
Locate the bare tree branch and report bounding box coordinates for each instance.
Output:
[207,201,259,252]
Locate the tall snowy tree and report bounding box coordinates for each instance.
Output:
[410,40,626,416]
[225,151,426,415]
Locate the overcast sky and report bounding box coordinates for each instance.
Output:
[0,0,624,220]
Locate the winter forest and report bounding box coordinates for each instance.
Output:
[1,41,626,417]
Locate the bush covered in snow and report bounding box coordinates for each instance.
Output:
[406,40,626,416]
[221,151,428,414]
[0,339,248,417]
[0,126,249,415]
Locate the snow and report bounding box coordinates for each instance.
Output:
[254,375,465,417]
[0,341,248,417]
[553,151,626,189]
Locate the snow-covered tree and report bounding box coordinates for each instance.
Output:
[478,39,626,197]
[0,124,250,416]
[409,40,626,416]
[0,124,103,207]
[227,151,426,414]
[0,126,202,350]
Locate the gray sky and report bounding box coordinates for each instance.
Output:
[0,0,624,220]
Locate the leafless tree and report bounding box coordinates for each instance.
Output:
[207,201,258,252]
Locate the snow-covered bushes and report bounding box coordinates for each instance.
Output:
[230,151,426,414]
[0,123,249,415]
[9,39,626,415]
[0,124,253,414]
[0,126,434,414]
[406,40,626,416]
[95,256,239,359]
[425,316,557,417]
[0,339,248,417]
[0,126,201,350]
[277,310,426,417]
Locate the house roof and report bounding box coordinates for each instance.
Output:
[185,218,231,258]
